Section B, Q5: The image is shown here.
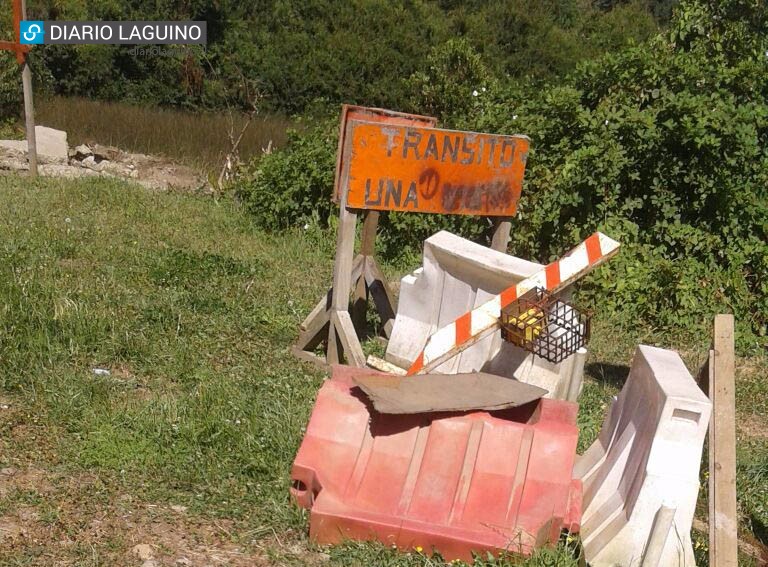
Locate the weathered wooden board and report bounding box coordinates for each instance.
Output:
[709,314,738,567]
[333,105,436,202]
[345,121,529,216]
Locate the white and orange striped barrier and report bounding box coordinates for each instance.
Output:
[406,233,621,375]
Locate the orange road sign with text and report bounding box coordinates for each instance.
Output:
[333,105,436,202]
[345,121,529,216]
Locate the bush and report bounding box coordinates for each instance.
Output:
[236,120,338,230]
[470,0,768,345]
[238,0,768,347]
[0,52,22,123]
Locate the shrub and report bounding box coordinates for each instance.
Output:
[0,52,22,123]
[470,0,768,345]
[237,0,768,347]
[236,120,338,231]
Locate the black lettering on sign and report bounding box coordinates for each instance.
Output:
[403,130,422,160]
[460,136,475,165]
[403,181,419,208]
[500,139,516,167]
[385,178,402,207]
[418,168,440,200]
[486,138,498,166]
[466,185,481,210]
[476,138,485,165]
[364,178,382,206]
[487,181,512,209]
[382,127,399,157]
[423,134,439,160]
[437,180,515,213]
[441,183,462,212]
[442,136,459,163]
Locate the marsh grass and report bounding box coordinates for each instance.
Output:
[34,96,292,172]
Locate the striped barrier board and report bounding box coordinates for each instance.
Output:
[406,232,620,375]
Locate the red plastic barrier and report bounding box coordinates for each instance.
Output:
[291,366,581,562]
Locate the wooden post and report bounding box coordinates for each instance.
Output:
[351,211,379,333]
[708,314,738,567]
[490,217,512,252]
[325,129,366,367]
[20,0,37,177]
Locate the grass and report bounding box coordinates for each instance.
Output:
[0,174,765,565]
[32,96,293,172]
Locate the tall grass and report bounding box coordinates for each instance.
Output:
[35,96,292,172]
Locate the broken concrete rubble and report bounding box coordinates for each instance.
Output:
[0,128,209,192]
[0,125,68,165]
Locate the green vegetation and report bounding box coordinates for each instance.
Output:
[239,0,768,348]
[2,0,663,115]
[0,175,765,564]
[35,96,292,170]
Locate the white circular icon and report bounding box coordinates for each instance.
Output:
[23,24,42,41]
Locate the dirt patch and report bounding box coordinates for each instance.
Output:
[0,466,273,566]
[739,413,768,440]
[1,142,210,193]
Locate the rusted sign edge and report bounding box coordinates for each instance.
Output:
[332,105,437,203]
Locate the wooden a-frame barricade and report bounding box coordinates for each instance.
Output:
[293,105,530,368]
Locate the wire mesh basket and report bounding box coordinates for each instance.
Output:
[500,287,591,364]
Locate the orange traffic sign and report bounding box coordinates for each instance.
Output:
[344,121,529,216]
[333,105,436,202]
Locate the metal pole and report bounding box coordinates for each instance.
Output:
[20,0,37,177]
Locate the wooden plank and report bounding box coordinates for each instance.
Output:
[346,121,529,216]
[351,258,369,335]
[366,355,407,376]
[290,346,330,372]
[709,314,738,567]
[490,217,512,252]
[692,518,767,564]
[295,314,329,352]
[364,259,396,338]
[351,212,378,333]
[300,255,365,332]
[327,321,341,364]
[332,311,367,367]
[19,0,37,177]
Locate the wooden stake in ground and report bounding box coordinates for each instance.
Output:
[1,0,36,176]
[19,0,37,177]
[708,314,738,567]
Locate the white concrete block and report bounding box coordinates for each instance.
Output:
[0,126,69,165]
[574,345,711,567]
[385,231,585,398]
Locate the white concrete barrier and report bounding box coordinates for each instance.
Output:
[575,345,711,566]
[385,231,584,398]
